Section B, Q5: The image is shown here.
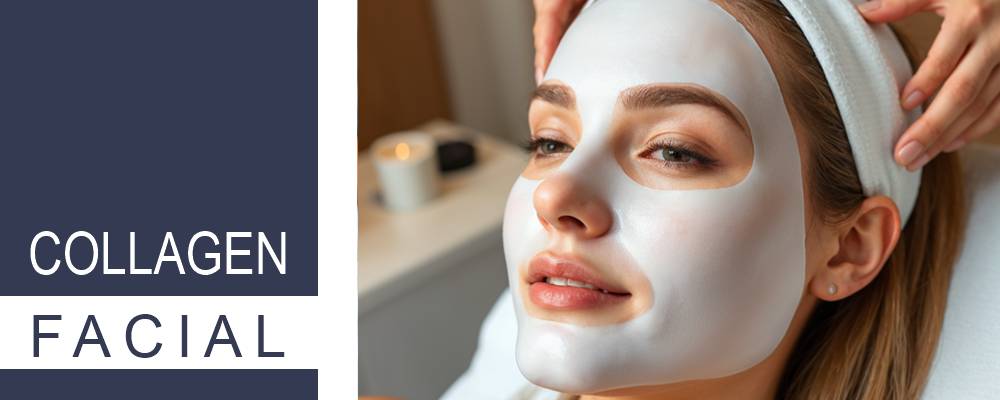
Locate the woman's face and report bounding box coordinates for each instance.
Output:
[522,82,759,327]
[503,0,815,394]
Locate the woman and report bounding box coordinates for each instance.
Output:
[504,0,966,399]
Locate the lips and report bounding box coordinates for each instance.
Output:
[526,254,631,310]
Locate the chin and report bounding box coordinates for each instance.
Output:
[516,354,610,395]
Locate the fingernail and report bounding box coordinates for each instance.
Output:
[907,153,932,171]
[858,0,881,13]
[944,139,966,153]
[897,141,925,166]
[535,68,544,86]
[902,90,925,110]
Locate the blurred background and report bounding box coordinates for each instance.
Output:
[358,4,1000,399]
[358,0,534,151]
[358,2,532,399]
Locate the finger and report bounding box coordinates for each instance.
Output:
[533,10,563,82]
[858,0,933,23]
[532,0,585,82]
[533,21,561,83]
[921,44,1000,159]
[941,66,1000,152]
[897,42,994,170]
[900,16,976,110]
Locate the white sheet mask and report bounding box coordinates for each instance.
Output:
[503,0,807,394]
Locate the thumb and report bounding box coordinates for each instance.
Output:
[857,0,933,23]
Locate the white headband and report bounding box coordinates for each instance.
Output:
[778,0,922,224]
[579,0,923,224]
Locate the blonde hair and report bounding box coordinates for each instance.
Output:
[715,1,968,398]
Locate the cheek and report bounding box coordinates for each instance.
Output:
[502,178,548,284]
[620,187,792,297]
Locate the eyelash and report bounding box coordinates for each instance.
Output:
[639,138,718,170]
[523,135,718,170]
[522,136,572,157]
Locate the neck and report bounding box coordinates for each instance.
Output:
[578,358,783,400]
[580,296,817,400]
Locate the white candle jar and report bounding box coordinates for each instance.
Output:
[371,131,441,211]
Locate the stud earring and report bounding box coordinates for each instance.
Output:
[827,283,838,296]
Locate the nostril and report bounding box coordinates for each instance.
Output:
[557,215,586,231]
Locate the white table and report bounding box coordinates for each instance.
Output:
[358,120,527,400]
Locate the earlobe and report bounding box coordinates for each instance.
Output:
[812,195,902,301]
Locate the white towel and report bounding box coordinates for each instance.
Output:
[778,0,922,224]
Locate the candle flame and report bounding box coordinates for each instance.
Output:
[394,142,411,160]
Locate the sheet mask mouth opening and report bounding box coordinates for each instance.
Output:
[529,275,631,296]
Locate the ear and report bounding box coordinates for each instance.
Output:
[809,195,902,301]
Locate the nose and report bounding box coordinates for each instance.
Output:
[533,174,613,239]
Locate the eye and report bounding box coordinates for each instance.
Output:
[641,139,717,170]
[656,147,694,163]
[524,137,573,157]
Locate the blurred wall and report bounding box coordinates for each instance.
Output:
[429,0,535,145]
[358,0,452,151]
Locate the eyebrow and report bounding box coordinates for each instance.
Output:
[530,84,576,110]
[529,83,750,138]
[620,84,750,134]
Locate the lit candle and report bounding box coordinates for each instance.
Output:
[371,131,440,211]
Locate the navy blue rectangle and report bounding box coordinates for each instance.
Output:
[0,369,317,399]
[0,0,318,295]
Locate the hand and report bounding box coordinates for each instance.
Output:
[532,0,587,84]
[859,0,1000,170]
